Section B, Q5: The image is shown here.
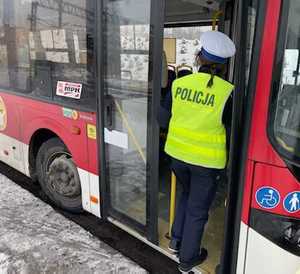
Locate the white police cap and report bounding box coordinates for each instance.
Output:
[200,31,236,64]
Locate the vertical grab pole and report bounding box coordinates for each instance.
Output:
[212,10,223,31]
[169,172,177,237]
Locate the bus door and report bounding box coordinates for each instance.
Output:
[98,0,164,243]
[155,1,242,273]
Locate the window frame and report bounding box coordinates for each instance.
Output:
[267,0,300,165]
[223,0,267,273]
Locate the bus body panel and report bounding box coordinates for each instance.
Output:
[0,91,100,217]
[247,0,283,167]
[244,228,299,274]
[19,98,89,170]
[0,92,24,172]
[241,0,282,235]
[252,163,300,218]
[237,0,300,272]
[0,134,27,174]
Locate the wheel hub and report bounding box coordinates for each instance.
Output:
[47,155,81,198]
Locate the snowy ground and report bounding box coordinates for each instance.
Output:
[0,175,147,274]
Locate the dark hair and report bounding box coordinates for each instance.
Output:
[198,53,226,88]
[207,64,217,88]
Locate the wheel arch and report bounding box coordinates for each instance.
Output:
[28,128,70,179]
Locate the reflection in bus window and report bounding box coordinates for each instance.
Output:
[119,24,150,83]
[120,25,149,51]
[105,1,150,93]
[282,50,299,85]
[103,0,152,225]
[245,1,258,88]
[270,0,300,160]
[0,0,95,110]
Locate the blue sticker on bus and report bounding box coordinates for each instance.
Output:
[283,191,300,213]
[255,187,280,209]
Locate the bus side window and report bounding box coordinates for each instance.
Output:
[0,0,96,110]
[268,0,300,167]
[0,0,31,94]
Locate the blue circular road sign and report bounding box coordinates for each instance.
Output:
[255,187,280,209]
[283,191,300,213]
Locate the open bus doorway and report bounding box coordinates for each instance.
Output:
[100,0,259,273]
[157,1,234,273]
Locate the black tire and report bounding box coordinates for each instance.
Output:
[36,137,82,213]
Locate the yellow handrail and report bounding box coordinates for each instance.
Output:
[114,99,146,164]
[212,10,223,31]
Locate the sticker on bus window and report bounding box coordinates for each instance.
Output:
[104,128,128,149]
[56,81,82,99]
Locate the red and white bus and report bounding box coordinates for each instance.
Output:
[0,0,299,273]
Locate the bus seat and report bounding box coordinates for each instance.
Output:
[161,65,176,99]
[167,65,176,87]
[177,64,193,78]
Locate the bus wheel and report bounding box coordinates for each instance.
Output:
[36,138,82,213]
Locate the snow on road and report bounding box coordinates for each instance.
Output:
[0,175,147,274]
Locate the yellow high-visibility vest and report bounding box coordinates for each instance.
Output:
[165,72,234,168]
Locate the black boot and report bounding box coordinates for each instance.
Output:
[178,248,208,272]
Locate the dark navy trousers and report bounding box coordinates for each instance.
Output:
[171,158,222,264]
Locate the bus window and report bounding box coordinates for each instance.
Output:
[164,25,212,72]
[0,0,28,93]
[0,0,96,110]
[0,3,9,88]
[103,0,152,225]
[268,0,300,165]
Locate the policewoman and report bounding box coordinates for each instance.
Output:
[164,31,236,272]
